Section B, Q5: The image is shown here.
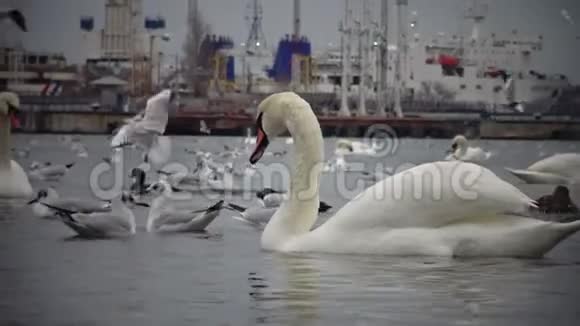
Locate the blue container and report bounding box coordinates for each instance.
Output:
[226,56,235,81]
[80,16,94,31]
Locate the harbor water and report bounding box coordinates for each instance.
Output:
[1,135,580,326]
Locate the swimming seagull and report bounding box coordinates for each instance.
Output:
[27,188,111,219]
[147,199,225,233]
[28,161,75,182]
[145,180,225,232]
[110,89,174,165]
[256,188,286,207]
[227,201,332,228]
[0,9,27,31]
[43,192,148,239]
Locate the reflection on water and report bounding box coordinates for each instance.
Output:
[1,135,580,325]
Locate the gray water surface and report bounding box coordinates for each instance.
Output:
[1,135,579,326]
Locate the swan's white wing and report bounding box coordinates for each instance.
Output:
[527,153,580,177]
[323,161,536,231]
[465,147,490,162]
[505,168,571,185]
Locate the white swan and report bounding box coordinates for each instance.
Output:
[445,135,491,163]
[27,188,111,219]
[145,180,224,232]
[0,92,33,199]
[43,192,147,239]
[506,153,580,184]
[111,89,174,165]
[248,92,580,257]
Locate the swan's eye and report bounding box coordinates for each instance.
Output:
[451,143,457,150]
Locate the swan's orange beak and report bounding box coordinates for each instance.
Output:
[250,113,269,164]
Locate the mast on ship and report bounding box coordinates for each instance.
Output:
[375,0,389,117]
[393,0,407,118]
[339,0,352,117]
[357,0,371,116]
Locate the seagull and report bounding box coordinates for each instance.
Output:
[28,162,75,182]
[27,188,111,219]
[256,188,286,207]
[129,167,151,199]
[110,89,174,165]
[0,9,27,31]
[199,119,211,134]
[145,180,225,232]
[227,201,332,228]
[43,192,148,239]
[70,140,89,158]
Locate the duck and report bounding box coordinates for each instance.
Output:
[247,92,580,257]
[506,153,580,184]
[27,188,111,219]
[43,192,148,239]
[445,135,491,163]
[145,180,225,232]
[537,186,578,215]
[0,92,33,199]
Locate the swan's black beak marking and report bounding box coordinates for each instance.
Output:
[250,113,269,165]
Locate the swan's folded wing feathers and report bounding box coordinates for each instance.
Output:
[324,162,536,231]
[527,153,580,175]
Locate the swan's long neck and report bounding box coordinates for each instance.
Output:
[0,115,11,168]
[262,108,324,249]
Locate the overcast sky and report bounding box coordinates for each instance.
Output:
[3,0,580,83]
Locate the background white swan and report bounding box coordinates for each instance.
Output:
[248,92,580,257]
[506,153,580,184]
[445,135,491,163]
[0,92,33,199]
[111,89,174,166]
[28,188,111,219]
